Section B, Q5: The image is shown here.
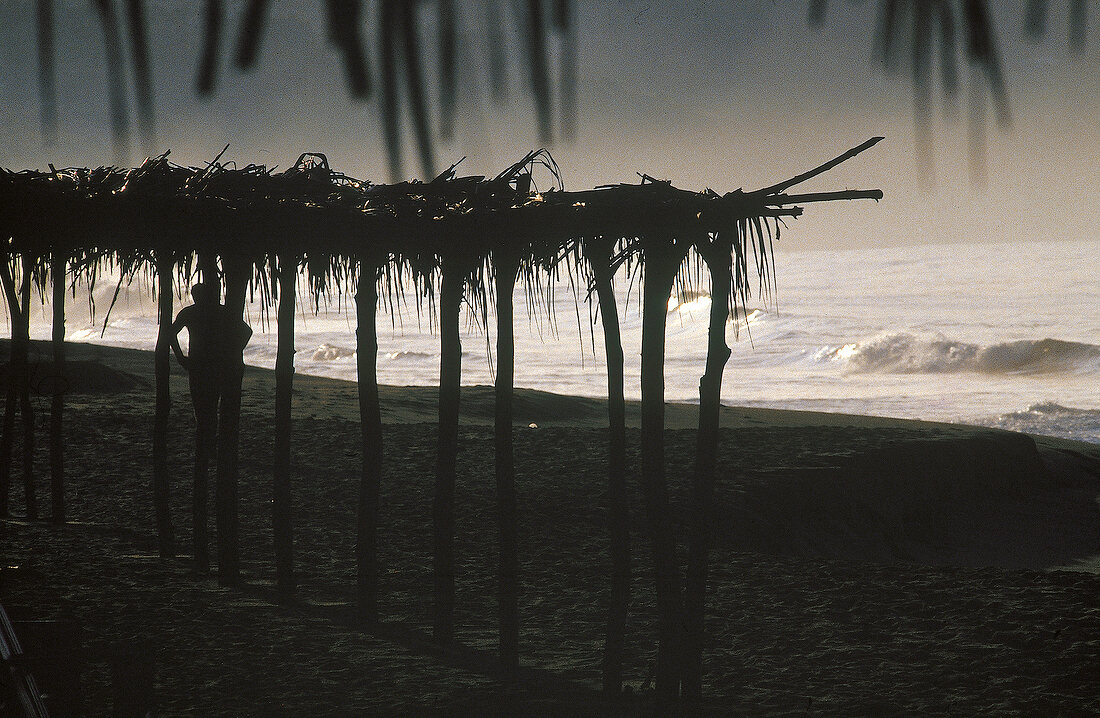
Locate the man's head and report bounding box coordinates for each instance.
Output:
[191,283,218,305]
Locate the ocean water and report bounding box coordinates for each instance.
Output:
[18,239,1100,444]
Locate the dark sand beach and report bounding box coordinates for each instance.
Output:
[2,339,1099,716]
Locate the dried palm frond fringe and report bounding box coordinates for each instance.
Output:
[1,139,882,316]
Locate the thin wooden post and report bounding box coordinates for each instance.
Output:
[17,254,36,520]
[152,251,174,557]
[0,369,13,517]
[355,262,383,624]
[193,250,219,573]
[433,256,467,644]
[273,254,296,599]
[494,249,520,675]
[586,239,630,696]
[0,254,20,518]
[192,285,213,576]
[682,237,734,702]
[49,251,65,524]
[215,254,248,587]
[639,235,689,707]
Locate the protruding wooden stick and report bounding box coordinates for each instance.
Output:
[754,137,884,196]
[766,189,884,206]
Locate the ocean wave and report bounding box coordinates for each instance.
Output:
[984,403,1100,444]
[383,350,436,361]
[818,334,1100,375]
[1005,402,1100,418]
[666,290,765,325]
[309,343,355,361]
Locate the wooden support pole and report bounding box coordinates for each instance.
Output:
[586,239,630,697]
[273,254,296,600]
[0,369,13,517]
[681,237,734,702]
[192,256,219,574]
[639,236,689,707]
[494,249,520,675]
[433,257,466,644]
[49,251,65,524]
[18,254,36,520]
[355,262,383,625]
[215,254,248,587]
[152,251,174,558]
[0,254,21,518]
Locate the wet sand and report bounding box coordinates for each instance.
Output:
[2,339,1099,716]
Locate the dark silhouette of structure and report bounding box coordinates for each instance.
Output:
[169,281,253,573]
[0,143,881,709]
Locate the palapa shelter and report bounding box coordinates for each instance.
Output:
[0,138,882,706]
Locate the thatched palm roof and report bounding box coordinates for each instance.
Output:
[0,141,883,285]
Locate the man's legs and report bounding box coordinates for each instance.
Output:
[190,370,218,574]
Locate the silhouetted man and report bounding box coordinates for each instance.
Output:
[169,282,252,572]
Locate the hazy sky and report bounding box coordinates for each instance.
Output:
[1,1,1097,249]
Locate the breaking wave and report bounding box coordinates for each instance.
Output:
[383,350,436,361]
[310,343,355,361]
[666,290,765,325]
[818,334,1100,375]
[984,403,1100,444]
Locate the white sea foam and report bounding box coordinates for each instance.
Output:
[818,333,1100,375]
[984,403,1100,444]
[310,343,355,361]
